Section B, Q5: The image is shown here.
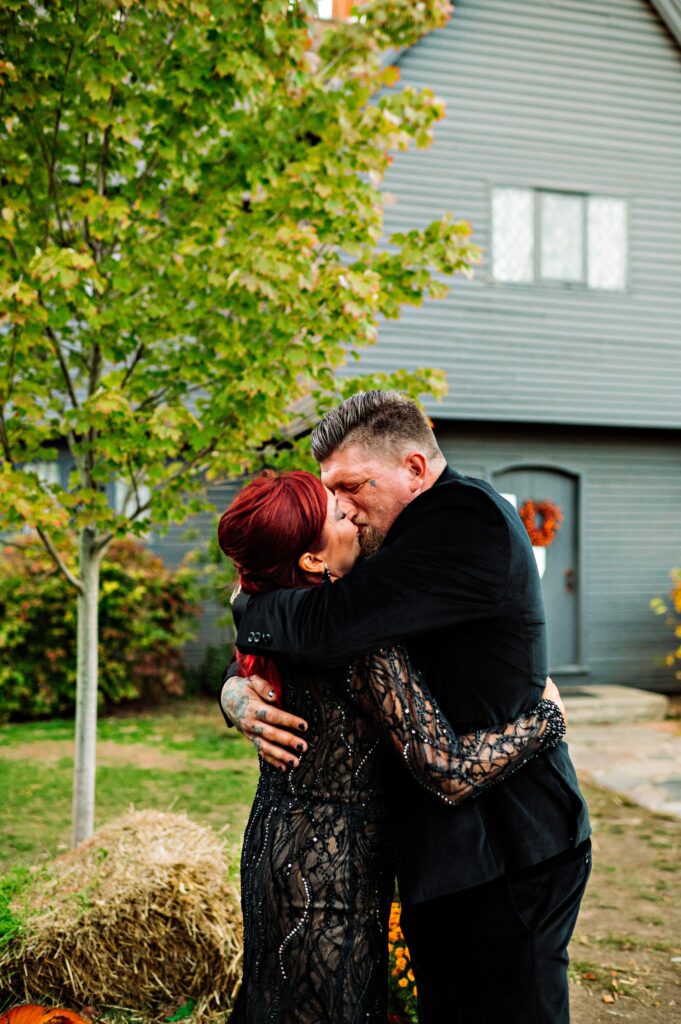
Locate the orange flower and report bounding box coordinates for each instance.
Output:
[398,978,408,988]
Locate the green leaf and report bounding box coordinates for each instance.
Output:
[165,1000,196,1022]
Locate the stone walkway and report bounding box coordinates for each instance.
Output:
[567,718,681,819]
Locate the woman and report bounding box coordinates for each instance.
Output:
[218,470,565,1024]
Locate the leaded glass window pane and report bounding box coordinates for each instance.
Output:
[539,193,584,282]
[491,187,534,282]
[587,197,627,290]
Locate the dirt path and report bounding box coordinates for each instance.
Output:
[569,782,681,1022]
[0,739,253,773]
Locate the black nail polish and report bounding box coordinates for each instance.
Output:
[298,723,307,732]
[296,743,305,752]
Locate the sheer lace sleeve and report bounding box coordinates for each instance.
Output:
[345,645,565,807]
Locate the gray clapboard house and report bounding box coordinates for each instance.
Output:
[159,0,681,693]
[347,0,681,691]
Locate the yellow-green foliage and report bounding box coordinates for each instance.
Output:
[650,567,681,681]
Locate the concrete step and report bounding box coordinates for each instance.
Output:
[561,684,670,725]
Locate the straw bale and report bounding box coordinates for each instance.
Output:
[1,810,243,1021]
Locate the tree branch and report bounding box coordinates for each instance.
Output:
[96,440,220,555]
[94,530,114,555]
[0,408,14,465]
[134,383,175,413]
[65,429,87,478]
[50,14,78,182]
[45,323,79,408]
[36,526,84,594]
[88,343,102,398]
[121,342,145,388]
[4,233,20,263]
[93,530,115,558]
[0,324,20,409]
[97,124,111,198]
[127,458,143,512]
[24,109,71,245]
[79,342,102,490]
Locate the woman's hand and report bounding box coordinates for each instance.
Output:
[220,673,309,771]
[542,676,567,726]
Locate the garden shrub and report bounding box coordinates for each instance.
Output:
[0,536,199,721]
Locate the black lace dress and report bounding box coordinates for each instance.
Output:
[229,646,564,1024]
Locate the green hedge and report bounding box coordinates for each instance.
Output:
[0,536,199,721]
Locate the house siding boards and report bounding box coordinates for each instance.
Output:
[171,0,677,691]
[142,2,681,690]
[148,480,240,671]
[437,422,681,691]
[353,0,681,428]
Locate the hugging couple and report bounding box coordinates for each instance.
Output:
[217,390,591,1024]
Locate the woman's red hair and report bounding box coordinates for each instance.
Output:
[217,470,328,700]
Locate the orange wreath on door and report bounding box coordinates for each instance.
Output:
[518,499,563,548]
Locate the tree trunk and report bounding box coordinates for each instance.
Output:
[71,526,101,847]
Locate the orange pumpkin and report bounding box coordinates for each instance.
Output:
[0,1006,89,1024]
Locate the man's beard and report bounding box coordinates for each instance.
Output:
[357,524,386,558]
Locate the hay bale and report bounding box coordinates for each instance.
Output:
[1,810,242,1020]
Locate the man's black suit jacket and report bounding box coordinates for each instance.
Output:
[228,466,591,905]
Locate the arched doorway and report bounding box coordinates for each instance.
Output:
[493,464,582,672]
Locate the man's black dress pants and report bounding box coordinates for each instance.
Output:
[399,840,592,1024]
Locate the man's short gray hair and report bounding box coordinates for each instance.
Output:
[310,390,442,463]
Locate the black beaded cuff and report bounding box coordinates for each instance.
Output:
[534,697,567,749]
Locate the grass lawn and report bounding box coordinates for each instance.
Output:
[1,699,680,1023]
[0,699,259,879]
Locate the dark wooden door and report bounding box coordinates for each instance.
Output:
[493,467,580,671]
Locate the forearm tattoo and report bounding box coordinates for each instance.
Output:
[221,678,250,730]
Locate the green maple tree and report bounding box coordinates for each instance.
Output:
[0,0,479,844]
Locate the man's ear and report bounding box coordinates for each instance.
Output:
[299,551,325,576]
[405,452,427,489]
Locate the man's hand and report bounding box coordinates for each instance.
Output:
[220,673,309,771]
[542,676,567,726]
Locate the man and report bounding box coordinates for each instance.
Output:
[219,390,590,1023]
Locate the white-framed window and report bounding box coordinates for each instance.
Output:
[491,187,628,291]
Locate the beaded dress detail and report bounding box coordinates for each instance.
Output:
[230,645,564,1024]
